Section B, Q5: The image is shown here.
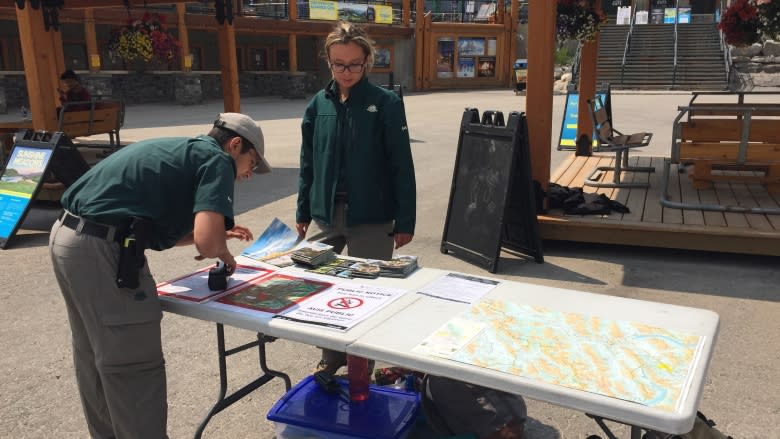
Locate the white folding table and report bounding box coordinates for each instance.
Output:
[160,263,719,439]
[347,269,720,438]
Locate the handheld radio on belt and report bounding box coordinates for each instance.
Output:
[116,217,153,289]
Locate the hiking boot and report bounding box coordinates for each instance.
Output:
[313,349,347,376]
[313,349,375,379]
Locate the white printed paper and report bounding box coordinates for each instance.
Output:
[417,272,499,304]
[275,283,408,331]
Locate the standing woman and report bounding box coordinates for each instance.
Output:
[296,21,416,374]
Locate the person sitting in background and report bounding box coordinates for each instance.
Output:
[58,69,92,112]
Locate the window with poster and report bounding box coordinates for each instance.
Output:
[373,46,392,72]
[436,37,455,79]
[275,48,289,70]
[249,47,268,71]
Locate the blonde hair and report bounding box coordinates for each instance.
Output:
[324,21,376,72]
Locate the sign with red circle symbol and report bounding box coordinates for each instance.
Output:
[327,297,364,309]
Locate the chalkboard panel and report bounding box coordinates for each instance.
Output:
[441,109,542,272]
[0,131,87,249]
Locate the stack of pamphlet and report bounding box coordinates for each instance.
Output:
[349,262,381,279]
[290,242,336,267]
[375,255,419,278]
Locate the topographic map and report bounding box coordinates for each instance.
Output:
[413,299,704,412]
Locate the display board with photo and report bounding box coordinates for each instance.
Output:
[457,57,475,78]
[374,46,392,71]
[437,38,455,78]
[458,37,485,57]
[486,38,497,56]
[477,57,496,78]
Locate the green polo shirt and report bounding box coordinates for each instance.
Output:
[62,135,236,250]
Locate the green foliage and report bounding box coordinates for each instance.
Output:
[554,46,573,66]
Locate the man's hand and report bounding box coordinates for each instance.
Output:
[394,233,413,249]
[226,225,253,241]
[296,221,310,239]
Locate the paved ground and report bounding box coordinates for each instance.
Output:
[1,89,778,439]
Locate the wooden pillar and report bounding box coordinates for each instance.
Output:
[497,0,505,24]
[414,1,425,90]
[16,2,60,131]
[422,13,432,90]
[576,39,599,155]
[576,1,602,155]
[508,0,519,88]
[402,0,410,26]
[289,0,298,21]
[289,34,298,72]
[176,4,191,72]
[84,8,99,72]
[217,21,240,112]
[288,0,298,72]
[526,0,556,195]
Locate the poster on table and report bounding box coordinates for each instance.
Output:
[275,283,408,331]
[156,265,272,302]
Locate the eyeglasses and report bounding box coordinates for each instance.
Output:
[329,62,366,73]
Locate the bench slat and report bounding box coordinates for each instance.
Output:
[680,120,780,143]
[678,142,780,162]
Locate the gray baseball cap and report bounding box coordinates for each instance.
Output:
[214,112,272,174]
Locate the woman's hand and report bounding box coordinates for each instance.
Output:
[296,221,310,239]
[394,233,413,249]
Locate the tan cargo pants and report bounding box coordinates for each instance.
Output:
[49,218,167,439]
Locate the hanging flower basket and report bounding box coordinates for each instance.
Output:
[717,0,761,47]
[757,0,780,41]
[556,0,606,43]
[108,12,180,66]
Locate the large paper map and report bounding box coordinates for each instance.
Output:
[414,299,704,412]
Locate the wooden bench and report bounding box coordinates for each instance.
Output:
[1,100,124,168]
[58,99,125,147]
[660,103,780,214]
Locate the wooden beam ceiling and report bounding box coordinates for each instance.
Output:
[0,0,188,9]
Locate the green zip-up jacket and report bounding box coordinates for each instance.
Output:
[297,77,416,234]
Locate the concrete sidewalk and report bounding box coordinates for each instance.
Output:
[1,89,778,438]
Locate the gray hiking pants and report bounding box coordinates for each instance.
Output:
[312,199,394,372]
[49,217,167,439]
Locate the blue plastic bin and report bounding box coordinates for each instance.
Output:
[268,375,420,439]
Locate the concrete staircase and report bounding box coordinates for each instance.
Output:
[588,22,728,90]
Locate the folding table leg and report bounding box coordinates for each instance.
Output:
[194,323,291,439]
[586,413,644,439]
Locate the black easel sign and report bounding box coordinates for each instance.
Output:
[441,109,542,273]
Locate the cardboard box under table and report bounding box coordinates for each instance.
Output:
[267,375,419,439]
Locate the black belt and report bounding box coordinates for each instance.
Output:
[60,211,121,242]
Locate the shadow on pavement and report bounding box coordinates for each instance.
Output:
[537,240,779,302]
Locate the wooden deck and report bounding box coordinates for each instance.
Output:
[538,154,780,256]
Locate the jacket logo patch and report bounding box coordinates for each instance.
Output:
[366,105,378,113]
[401,125,408,131]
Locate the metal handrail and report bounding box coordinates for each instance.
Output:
[620,5,637,85]
[672,0,679,88]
